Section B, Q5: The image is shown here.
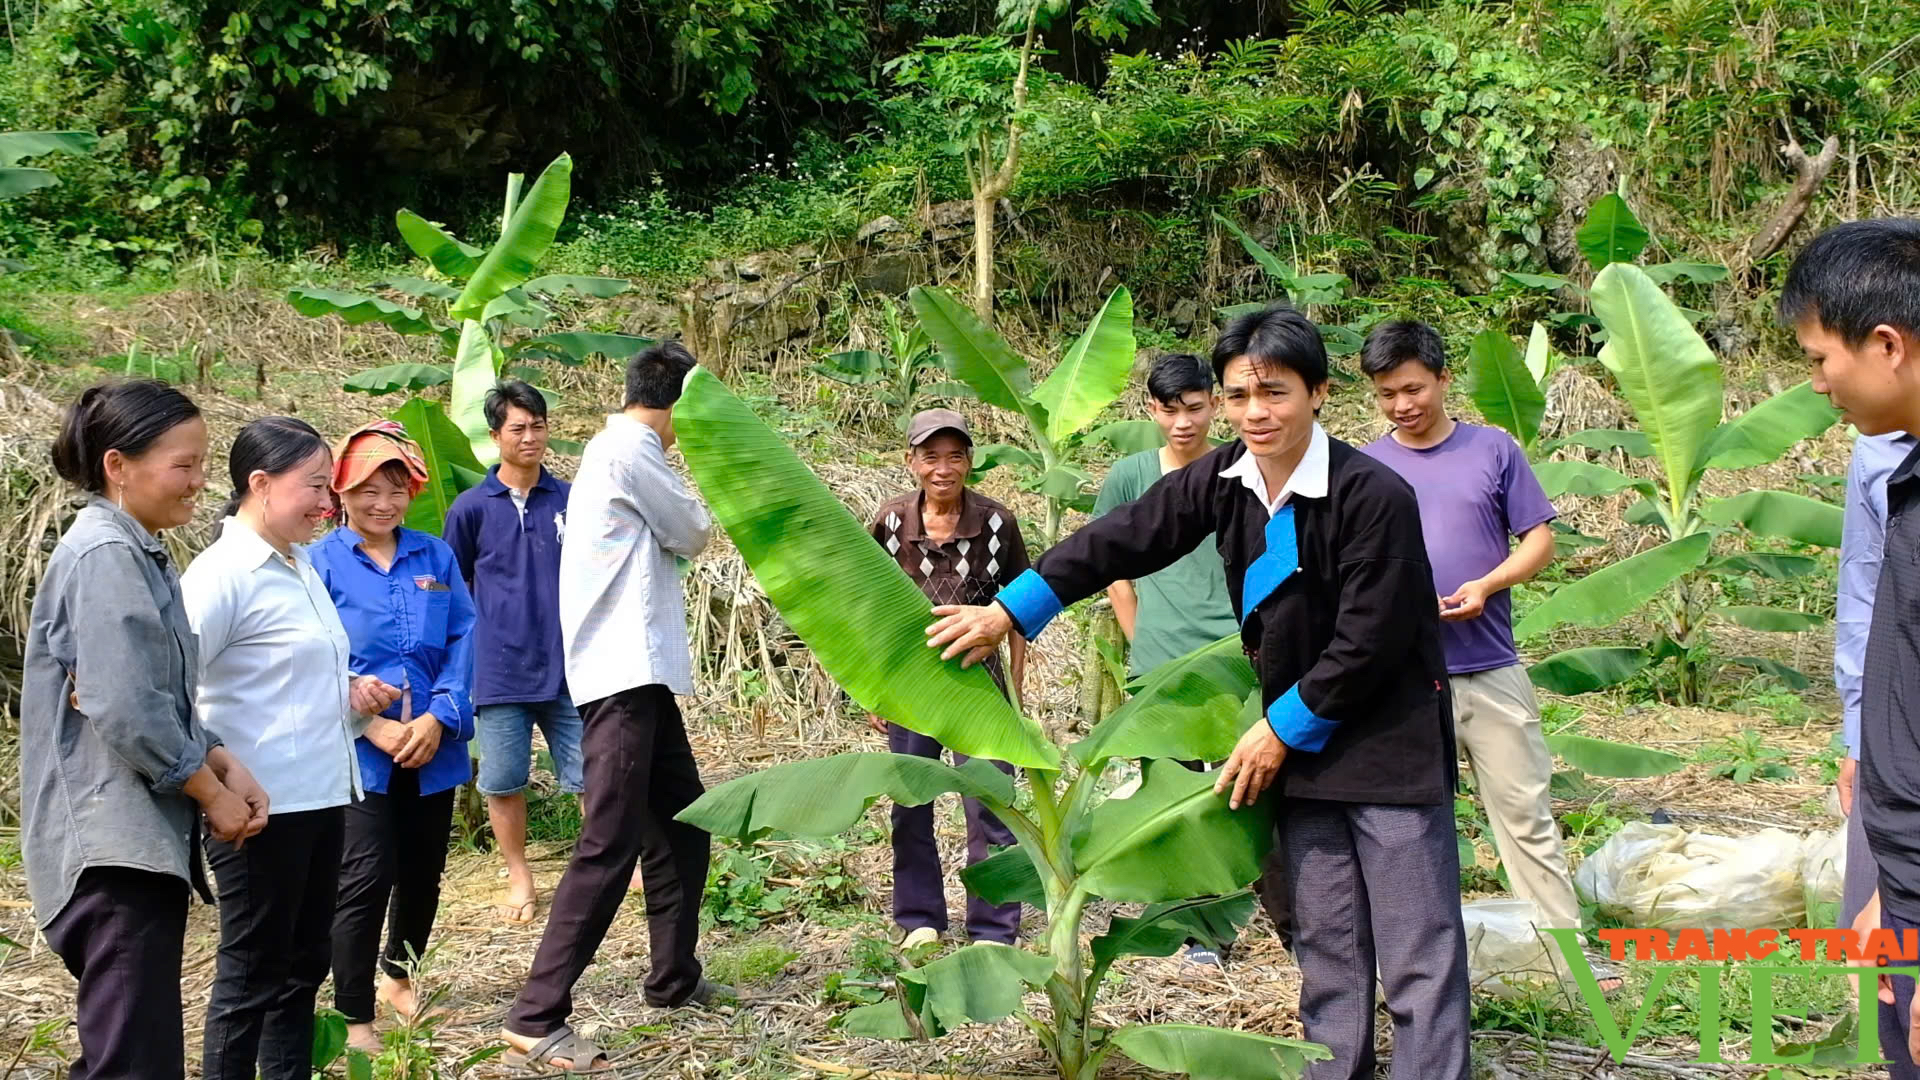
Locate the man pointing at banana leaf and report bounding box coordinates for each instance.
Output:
[925,304,1472,1080]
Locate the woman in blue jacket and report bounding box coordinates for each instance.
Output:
[312,421,476,1053]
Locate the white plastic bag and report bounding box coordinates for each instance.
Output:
[1462,898,1562,997]
[1573,821,1806,930]
[1799,826,1847,929]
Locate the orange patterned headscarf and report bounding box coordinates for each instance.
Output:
[331,420,430,496]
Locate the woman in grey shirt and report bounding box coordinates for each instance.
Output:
[20,379,270,1080]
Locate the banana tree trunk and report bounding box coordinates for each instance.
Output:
[1078,600,1123,731]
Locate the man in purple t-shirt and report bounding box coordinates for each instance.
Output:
[1359,320,1617,989]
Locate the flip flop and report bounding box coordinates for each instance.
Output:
[502,1027,609,1072]
[496,896,537,925]
[346,1029,383,1055]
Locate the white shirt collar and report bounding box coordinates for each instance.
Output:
[1220,423,1330,516]
[218,515,307,572]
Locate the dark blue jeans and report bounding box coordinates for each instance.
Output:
[1881,904,1920,1079]
[887,722,1020,943]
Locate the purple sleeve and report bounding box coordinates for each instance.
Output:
[1500,436,1556,536]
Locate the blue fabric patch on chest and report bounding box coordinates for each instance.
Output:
[1240,502,1298,624]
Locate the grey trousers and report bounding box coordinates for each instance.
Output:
[1281,798,1473,1080]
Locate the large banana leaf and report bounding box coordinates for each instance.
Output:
[1702,490,1843,548]
[909,286,1046,433]
[1532,460,1652,500]
[677,752,1014,840]
[515,331,656,366]
[968,443,1044,483]
[1087,419,1166,454]
[1590,263,1723,514]
[0,130,99,166]
[1071,759,1271,903]
[0,168,57,197]
[1698,382,1839,473]
[1073,636,1255,768]
[897,943,1052,1032]
[1544,734,1684,778]
[390,398,484,536]
[394,211,485,278]
[1033,286,1136,445]
[1714,605,1824,633]
[1543,428,1653,458]
[1643,261,1730,285]
[1712,553,1821,580]
[449,320,501,467]
[1109,1024,1330,1080]
[1524,321,1554,385]
[450,154,573,321]
[1725,656,1811,690]
[676,368,1058,768]
[1466,329,1546,450]
[960,843,1048,908]
[1576,193,1651,269]
[342,363,451,395]
[287,287,442,336]
[1088,892,1256,988]
[520,274,633,298]
[1528,647,1651,695]
[1514,532,1713,640]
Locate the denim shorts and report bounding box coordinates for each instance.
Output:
[474,695,586,796]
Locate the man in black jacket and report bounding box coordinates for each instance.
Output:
[927,304,1471,1080]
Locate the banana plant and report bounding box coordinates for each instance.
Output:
[1500,192,1728,337]
[287,154,654,532]
[1210,213,1369,376]
[672,365,1326,1080]
[908,284,1161,546]
[0,131,98,199]
[809,298,974,429]
[1512,262,1840,703]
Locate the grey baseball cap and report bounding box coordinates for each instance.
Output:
[905,408,973,447]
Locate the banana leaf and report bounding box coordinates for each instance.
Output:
[520,274,633,298]
[1576,194,1650,269]
[394,211,485,278]
[449,320,501,467]
[1544,734,1684,778]
[1590,262,1723,517]
[1642,261,1729,285]
[342,363,451,395]
[1072,759,1271,903]
[0,130,98,167]
[1542,428,1653,458]
[1087,419,1165,454]
[1524,321,1554,385]
[1466,329,1546,450]
[1697,382,1839,474]
[676,752,1015,840]
[515,331,657,366]
[896,943,1052,1031]
[1109,1023,1330,1080]
[1724,656,1811,690]
[1531,460,1652,499]
[1713,605,1824,632]
[676,367,1058,768]
[909,287,1047,434]
[287,287,442,336]
[960,844,1048,908]
[1702,490,1843,548]
[1514,532,1712,640]
[1032,286,1136,444]
[1213,213,1293,282]
[371,275,461,301]
[450,154,573,321]
[1088,892,1256,989]
[1073,636,1255,768]
[390,398,484,536]
[0,168,57,197]
[1527,647,1650,695]
[1503,271,1576,293]
[1711,553,1821,580]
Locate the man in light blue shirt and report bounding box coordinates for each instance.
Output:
[1839,431,1916,935]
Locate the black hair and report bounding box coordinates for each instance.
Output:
[484,378,549,432]
[51,379,202,494]
[1359,320,1447,377]
[1145,353,1214,404]
[217,416,329,524]
[1779,218,1920,345]
[1210,302,1329,389]
[625,341,698,409]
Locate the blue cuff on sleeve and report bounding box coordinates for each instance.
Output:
[153,734,209,796]
[1267,684,1336,754]
[430,693,465,738]
[995,568,1064,641]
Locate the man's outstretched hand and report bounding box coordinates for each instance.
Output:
[1214,721,1288,810]
[927,604,1013,670]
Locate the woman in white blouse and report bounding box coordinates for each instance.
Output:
[182,417,399,1080]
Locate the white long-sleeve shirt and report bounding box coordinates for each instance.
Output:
[181,517,360,813]
[560,414,712,704]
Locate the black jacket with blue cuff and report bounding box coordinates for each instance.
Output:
[1000,436,1456,806]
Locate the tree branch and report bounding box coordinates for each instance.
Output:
[1745,129,1841,263]
[988,4,1043,198]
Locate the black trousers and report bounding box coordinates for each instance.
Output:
[202,806,346,1080]
[507,684,710,1035]
[44,866,189,1080]
[331,767,455,1023]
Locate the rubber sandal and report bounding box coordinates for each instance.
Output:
[496,897,537,925]
[502,1027,609,1072]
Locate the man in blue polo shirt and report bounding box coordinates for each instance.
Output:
[445,379,580,925]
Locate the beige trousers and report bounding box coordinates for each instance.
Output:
[1450,663,1582,931]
